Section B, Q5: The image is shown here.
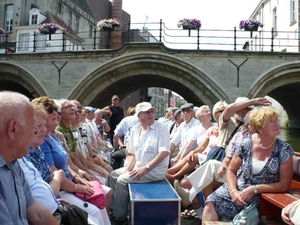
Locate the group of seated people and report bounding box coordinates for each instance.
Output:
[1,90,298,225]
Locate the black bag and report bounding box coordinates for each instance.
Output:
[55,202,88,225]
[202,122,244,164]
[203,146,226,163]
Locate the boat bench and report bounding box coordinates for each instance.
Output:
[129,178,181,225]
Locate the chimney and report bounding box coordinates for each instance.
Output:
[111,0,122,49]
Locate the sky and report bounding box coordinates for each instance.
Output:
[122,0,262,50]
[122,0,261,29]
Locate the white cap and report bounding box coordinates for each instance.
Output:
[135,102,154,115]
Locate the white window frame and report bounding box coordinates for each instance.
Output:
[291,0,296,24]
[18,33,30,51]
[31,14,38,25]
[5,4,13,33]
[36,34,46,50]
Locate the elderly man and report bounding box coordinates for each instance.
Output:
[0,91,58,225]
[170,103,200,165]
[107,102,170,225]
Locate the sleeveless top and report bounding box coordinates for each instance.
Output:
[109,105,124,130]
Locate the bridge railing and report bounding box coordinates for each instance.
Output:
[0,19,299,53]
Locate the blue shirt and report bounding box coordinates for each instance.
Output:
[26,146,52,183]
[0,156,35,225]
[41,133,71,180]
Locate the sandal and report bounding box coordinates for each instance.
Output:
[181,209,199,219]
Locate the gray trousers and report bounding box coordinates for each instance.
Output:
[107,167,159,218]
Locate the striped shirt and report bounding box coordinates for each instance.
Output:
[0,156,35,225]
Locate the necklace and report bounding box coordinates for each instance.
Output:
[256,135,276,149]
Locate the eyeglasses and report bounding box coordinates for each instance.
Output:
[215,110,224,114]
[62,104,75,110]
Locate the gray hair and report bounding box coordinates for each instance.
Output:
[0,91,30,128]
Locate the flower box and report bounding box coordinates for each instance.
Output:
[178,19,201,30]
[38,23,60,35]
[239,19,263,31]
[97,18,120,31]
[0,27,5,35]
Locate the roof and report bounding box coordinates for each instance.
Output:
[42,12,84,42]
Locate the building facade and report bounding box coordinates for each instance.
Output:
[249,0,299,52]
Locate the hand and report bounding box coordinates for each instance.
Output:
[129,167,148,181]
[76,184,95,195]
[281,200,299,225]
[254,97,271,106]
[230,189,247,206]
[217,164,227,178]
[84,173,103,184]
[51,169,66,183]
[57,198,70,204]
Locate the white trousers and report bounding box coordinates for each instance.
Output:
[59,191,111,225]
[187,160,226,201]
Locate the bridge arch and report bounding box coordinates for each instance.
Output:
[70,52,230,108]
[0,62,47,99]
[249,61,300,128]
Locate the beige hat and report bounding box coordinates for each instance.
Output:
[135,102,154,115]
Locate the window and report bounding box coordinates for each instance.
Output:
[291,0,296,24]
[36,34,46,50]
[75,16,79,33]
[5,5,13,33]
[68,11,72,28]
[18,33,30,51]
[31,14,38,25]
[273,8,277,35]
[89,25,93,37]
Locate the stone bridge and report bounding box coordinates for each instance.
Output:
[1,42,300,128]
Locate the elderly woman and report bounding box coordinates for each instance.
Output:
[202,105,294,222]
[26,103,110,225]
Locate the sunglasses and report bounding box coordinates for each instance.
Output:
[43,103,58,114]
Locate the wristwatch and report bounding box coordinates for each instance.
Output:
[146,164,151,170]
[253,185,258,194]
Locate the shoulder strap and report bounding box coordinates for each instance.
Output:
[169,121,176,134]
[225,122,244,146]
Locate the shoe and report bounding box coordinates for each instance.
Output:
[181,209,199,219]
[174,179,191,208]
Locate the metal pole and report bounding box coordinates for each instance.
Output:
[234,27,236,51]
[271,28,274,52]
[159,19,162,42]
[93,28,96,50]
[62,30,66,51]
[127,19,131,42]
[197,28,200,50]
[5,33,8,53]
[33,31,36,52]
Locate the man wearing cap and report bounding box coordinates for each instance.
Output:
[107,102,170,224]
[170,103,200,165]
[101,95,124,146]
[169,109,183,139]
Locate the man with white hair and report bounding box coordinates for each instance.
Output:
[107,102,170,225]
[0,91,58,225]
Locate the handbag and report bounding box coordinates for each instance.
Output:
[232,197,260,225]
[74,180,106,209]
[290,200,300,225]
[55,202,88,225]
[202,122,243,164]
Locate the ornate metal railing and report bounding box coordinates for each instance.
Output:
[0,19,299,53]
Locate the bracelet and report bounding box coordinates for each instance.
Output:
[230,188,238,195]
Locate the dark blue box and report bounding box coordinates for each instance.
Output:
[129,179,181,225]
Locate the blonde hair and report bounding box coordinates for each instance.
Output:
[249,106,279,132]
[212,100,228,121]
[33,104,47,119]
[195,105,210,119]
